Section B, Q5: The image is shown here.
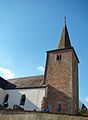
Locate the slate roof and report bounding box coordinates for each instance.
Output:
[58,22,71,49]
[7,75,44,89]
[0,75,45,89]
[0,77,16,89]
[0,77,9,89]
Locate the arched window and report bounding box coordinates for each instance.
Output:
[20,94,26,105]
[57,104,61,112]
[56,54,61,61]
[3,94,9,108]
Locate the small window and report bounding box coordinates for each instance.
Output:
[3,94,9,108]
[4,94,9,103]
[20,94,26,105]
[57,104,61,112]
[56,54,61,61]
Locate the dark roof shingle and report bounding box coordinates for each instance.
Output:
[7,75,44,89]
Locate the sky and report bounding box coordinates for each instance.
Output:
[0,0,88,107]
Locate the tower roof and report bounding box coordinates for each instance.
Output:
[58,18,71,49]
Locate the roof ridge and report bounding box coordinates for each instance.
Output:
[8,75,44,80]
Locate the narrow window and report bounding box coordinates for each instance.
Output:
[3,94,9,108]
[57,104,61,112]
[56,54,61,61]
[59,54,61,60]
[20,94,26,105]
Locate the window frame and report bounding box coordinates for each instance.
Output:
[3,94,9,108]
[20,94,26,106]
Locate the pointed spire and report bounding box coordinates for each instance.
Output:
[64,16,66,24]
[58,17,71,49]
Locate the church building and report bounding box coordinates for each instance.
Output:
[0,19,79,115]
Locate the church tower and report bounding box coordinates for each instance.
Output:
[44,19,79,114]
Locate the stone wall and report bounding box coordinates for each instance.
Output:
[5,87,46,111]
[0,110,88,120]
[72,50,79,114]
[44,48,79,114]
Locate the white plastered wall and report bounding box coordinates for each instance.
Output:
[0,88,6,105]
[5,87,47,111]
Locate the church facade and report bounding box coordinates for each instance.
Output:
[0,20,79,114]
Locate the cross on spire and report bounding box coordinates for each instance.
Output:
[58,17,71,49]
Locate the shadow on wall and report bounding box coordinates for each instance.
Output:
[4,86,72,113]
[2,90,40,111]
[45,85,72,114]
[0,76,45,112]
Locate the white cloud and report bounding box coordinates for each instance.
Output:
[37,66,45,74]
[85,97,88,102]
[0,67,15,79]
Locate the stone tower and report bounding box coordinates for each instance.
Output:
[44,20,79,114]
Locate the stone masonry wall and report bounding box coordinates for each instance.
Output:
[72,51,79,114]
[0,111,88,120]
[44,48,78,114]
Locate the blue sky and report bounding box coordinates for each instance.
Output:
[0,0,88,107]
